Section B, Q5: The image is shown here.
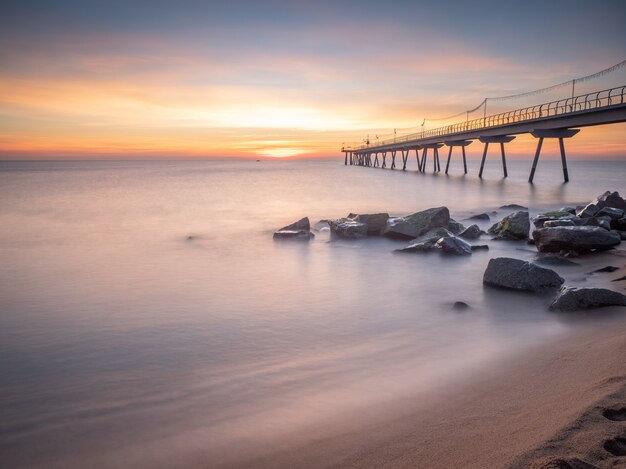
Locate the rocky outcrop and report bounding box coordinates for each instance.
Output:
[550,286,626,311]
[533,211,575,228]
[383,207,450,240]
[593,191,626,211]
[395,237,439,253]
[328,218,368,239]
[459,224,482,239]
[447,219,465,235]
[532,226,621,252]
[483,257,564,292]
[488,211,530,240]
[467,213,490,221]
[274,217,314,240]
[435,236,472,255]
[347,212,389,235]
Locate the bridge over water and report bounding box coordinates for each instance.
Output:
[341,84,626,183]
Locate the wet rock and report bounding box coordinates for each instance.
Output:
[488,211,530,240]
[612,276,626,282]
[273,230,315,240]
[500,204,528,210]
[452,301,470,310]
[459,224,482,239]
[483,257,564,292]
[577,216,612,231]
[435,236,472,255]
[533,226,621,253]
[471,244,489,251]
[274,217,314,240]
[278,217,310,231]
[550,286,626,311]
[446,219,465,235]
[543,219,576,228]
[559,207,577,215]
[468,212,490,221]
[614,218,626,231]
[533,211,575,228]
[597,207,624,220]
[588,266,620,273]
[421,227,455,240]
[577,203,599,218]
[592,190,626,211]
[346,212,389,235]
[395,237,439,253]
[383,207,450,240]
[534,255,580,267]
[328,218,368,239]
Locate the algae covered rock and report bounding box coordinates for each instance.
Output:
[383,207,450,240]
[488,211,530,240]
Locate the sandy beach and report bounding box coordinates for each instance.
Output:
[235,316,626,469]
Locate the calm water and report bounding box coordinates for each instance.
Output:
[1,157,626,468]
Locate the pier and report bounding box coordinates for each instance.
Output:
[342,85,626,182]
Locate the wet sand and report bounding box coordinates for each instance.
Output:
[234,317,626,469]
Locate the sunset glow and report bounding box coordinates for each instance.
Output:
[1,1,625,159]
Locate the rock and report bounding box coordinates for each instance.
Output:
[446,219,465,235]
[592,191,626,211]
[395,237,439,253]
[576,203,599,218]
[383,207,450,240]
[559,207,577,215]
[614,218,626,231]
[459,224,482,239]
[597,207,624,220]
[328,218,368,239]
[483,257,564,292]
[273,230,315,240]
[421,227,455,240]
[488,211,530,240]
[533,211,575,228]
[471,244,489,251]
[543,219,576,228]
[588,266,619,273]
[499,204,528,210]
[534,255,579,267]
[550,286,626,311]
[532,226,621,252]
[527,456,599,469]
[278,217,310,231]
[452,301,470,310]
[435,236,472,255]
[468,213,490,221]
[347,213,389,235]
[578,216,612,230]
[274,217,314,240]
[619,230,626,240]
[612,276,626,282]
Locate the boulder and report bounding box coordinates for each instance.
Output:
[614,218,626,231]
[532,226,621,252]
[550,286,626,311]
[592,191,626,211]
[577,203,599,218]
[468,213,490,221]
[347,212,389,235]
[447,219,465,235]
[500,204,528,210]
[328,218,368,239]
[383,207,450,240]
[471,244,489,251]
[597,207,624,220]
[452,301,470,310]
[483,257,564,292]
[273,230,315,240]
[274,217,314,240]
[534,255,579,267]
[459,224,482,239]
[543,219,576,228]
[559,207,577,215]
[435,236,472,255]
[588,266,619,273]
[578,216,612,230]
[278,217,310,231]
[533,211,575,228]
[395,237,439,253]
[421,227,454,240]
[488,211,530,240]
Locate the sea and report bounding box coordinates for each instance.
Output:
[1,157,625,468]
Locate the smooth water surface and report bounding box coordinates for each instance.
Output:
[1,158,625,468]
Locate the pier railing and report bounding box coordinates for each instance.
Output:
[342,85,626,151]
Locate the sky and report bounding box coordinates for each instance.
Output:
[1,0,625,159]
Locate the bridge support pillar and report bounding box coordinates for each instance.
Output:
[402,149,410,170]
[444,140,472,174]
[528,128,580,183]
[478,136,515,178]
[414,147,421,170]
[420,144,444,173]
[382,151,387,168]
[374,152,379,167]
[391,150,397,169]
